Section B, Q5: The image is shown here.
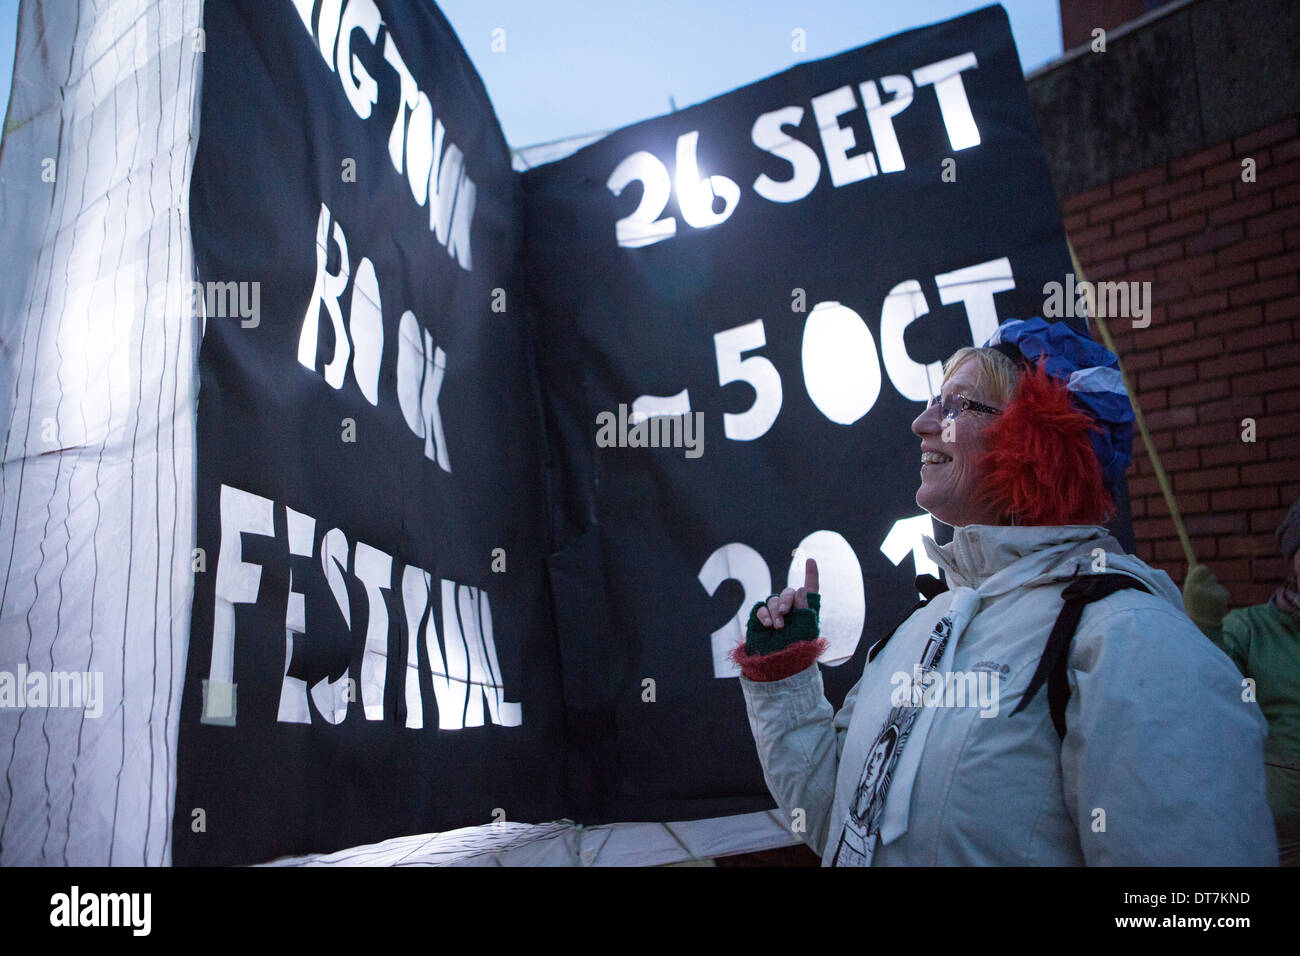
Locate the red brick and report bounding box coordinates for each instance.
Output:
[1198,351,1265,379]
[1144,407,1198,430]
[1133,517,1178,540]
[1170,184,1235,218]
[1264,342,1300,367]
[1123,349,1163,373]
[1156,448,1201,472]
[1129,241,1184,271]
[1250,371,1295,394]
[1228,274,1300,306]
[1199,441,1263,466]
[1220,534,1277,557]
[1149,278,1193,305]
[1089,192,1145,224]
[1169,491,1210,514]
[1140,363,1199,389]
[1186,222,1245,256]
[1242,461,1284,485]
[1274,180,1300,210]
[1234,178,1264,199]
[1288,226,1300,249]
[1232,321,1294,356]
[1251,507,1291,533]
[1217,233,1285,266]
[1147,172,1204,205]
[1170,142,1233,178]
[1150,213,1207,244]
[1196,378,1232,401]
[1113,204,1170,236]
[1196,304,1263,335]
[1127,475,1163,497]
[1108,329,1136,353]
[1166,291,1228,320]
[1140,387,1169,410]
[1154,539,1190,562]
[1209,558,1254,584]
[1250,554,1287,579]
[1113,165,1168,196]
[1211,487,1279,511]
[1155,252,1217,281]
[1064,210,1091,232]
[1063,183,1113,214]
[1198,396,1259,421]
[1234,118,1300,154]
[1235,583,1278,607]
[1087,257,1129,281]
[1085,230,1150,262]
[1266,389,1300,413]
[1273,138,1300,164]
[1257,410,1300,439]
[1185,512,1249,535]
[1130,497,1147,518]
[1208,192,1272,225]
[1246,205,1300,237]
[1161,337,1225,368]
[1174,423,1239,449]
[1268,435,1300,458]
[1068,222,1112,249]
[1262,159,1300,188]
[1265,295,1300,321]
[1190,263,1257,294]
[1139,488,1165,515]
[1129,316,1193,348]
[1204,155,1268,185]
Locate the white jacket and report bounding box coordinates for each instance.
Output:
[740,524,1278,865]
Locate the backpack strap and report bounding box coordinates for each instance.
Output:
[867,575,947,663]
[1009,573,1151,740]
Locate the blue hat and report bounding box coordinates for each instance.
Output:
[983,318,1135,493]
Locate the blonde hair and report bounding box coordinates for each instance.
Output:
[941,347,1021,406]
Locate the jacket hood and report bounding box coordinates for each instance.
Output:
[923,523,1185,611]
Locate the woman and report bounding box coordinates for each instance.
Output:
[733,317,1277,866]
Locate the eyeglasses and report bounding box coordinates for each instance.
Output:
[927,392,1003,421]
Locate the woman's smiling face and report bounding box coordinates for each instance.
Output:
[910,357,1007,528]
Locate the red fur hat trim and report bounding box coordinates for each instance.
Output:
[978,361,1115,526]
[730,638,828,682]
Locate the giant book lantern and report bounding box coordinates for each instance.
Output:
[0,1,1092,865]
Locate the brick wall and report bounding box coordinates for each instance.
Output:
[1064,114,1300,606]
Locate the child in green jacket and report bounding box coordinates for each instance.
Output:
[1185,499,1300,866]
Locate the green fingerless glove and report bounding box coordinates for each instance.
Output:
[745,592,820,656]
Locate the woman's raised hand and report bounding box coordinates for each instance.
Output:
[756,558,819,629]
